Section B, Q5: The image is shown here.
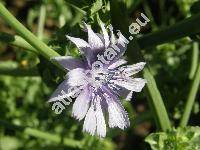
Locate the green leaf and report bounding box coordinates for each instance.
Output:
[145,126,200,150]
[0,136,21,150]
[90,0,103,15]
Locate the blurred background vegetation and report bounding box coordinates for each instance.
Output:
[0,0,199,149]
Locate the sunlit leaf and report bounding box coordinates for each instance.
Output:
[145,126,200,150]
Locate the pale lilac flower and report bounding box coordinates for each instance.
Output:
[49,22,146,138]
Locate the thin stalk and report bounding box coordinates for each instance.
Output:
[0,66,39,76]
[0,32,37,53]
[37,5,46,39]
[25,128,82,148]
[180,60,200,127]
[0,119,82,148]
[137,13,200,49]
[189,42,199,79]
[143,68,171,131]
[0,3,60,60]
[129,41,171,131]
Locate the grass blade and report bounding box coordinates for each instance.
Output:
[180,56,200,127]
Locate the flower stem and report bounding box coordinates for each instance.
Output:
[37,4,46,39]
[189,42,199,79]
[0,119,82,148]
[137,13,200,49]
[0,62,39,77]
[125,42,171,131]
[143,68,171,131]
[0,3,60,60]
[0,67,39,76]
[0,32,37,53]
[180,60,200,127]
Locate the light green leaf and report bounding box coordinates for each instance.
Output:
[90,0,103,15]
[0,136,21,150]
[145,126,200,150]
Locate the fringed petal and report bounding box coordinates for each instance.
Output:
[72,86,91,121]
[107,98,130,129]
[111,78,146,92]
[119,62,146,77]
[83,22,104,50]
[95,96,106,138]
[83,104,96,136]
[100,21,109,48]
[66,35,95,66]
[108,59,127,70]
[101,86,130,129]
[67,68,88,87]
[124,90,133,101]
[48,80,79,102]
[66,35,90,53]
[52,56,86,70]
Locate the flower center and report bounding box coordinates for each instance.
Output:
[86,69,114,89]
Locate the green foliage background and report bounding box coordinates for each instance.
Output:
[0,0,199,149]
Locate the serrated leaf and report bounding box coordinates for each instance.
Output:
[145,126,200,150]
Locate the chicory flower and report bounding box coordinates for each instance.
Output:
[49,22,146,138]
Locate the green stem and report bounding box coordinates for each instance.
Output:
[180,60,200,127]
[143,68,171,131]
[137,13,200,49]
[37,5,46,39]
[189,42,199,79]
[0,66,39,76]
[0,3,60,60]
[0,61,39,76]
[0,32,37,53]
[0,119,82,148]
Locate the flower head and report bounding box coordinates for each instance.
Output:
[49,21,146,138]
